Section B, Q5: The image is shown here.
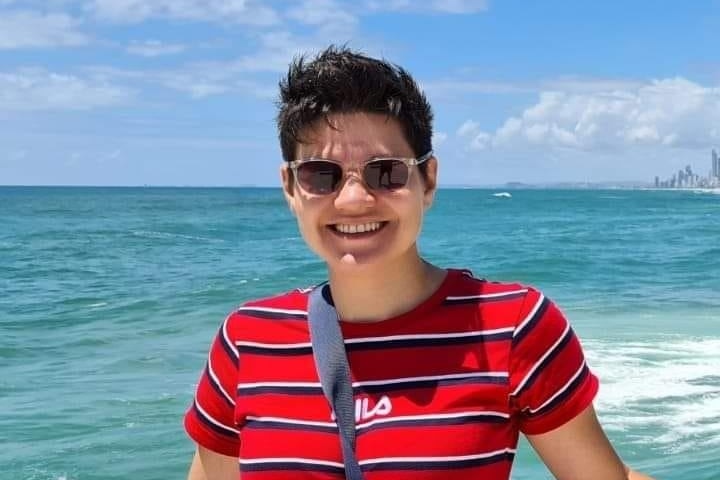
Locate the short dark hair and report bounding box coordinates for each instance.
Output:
[277,45,434,175]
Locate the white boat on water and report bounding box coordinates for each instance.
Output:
[492,192,512,198]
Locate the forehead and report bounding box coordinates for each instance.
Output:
[296,112,413,160]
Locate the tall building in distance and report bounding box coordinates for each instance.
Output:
[655,148,719,189]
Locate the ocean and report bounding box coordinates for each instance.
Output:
[1,186,718,480]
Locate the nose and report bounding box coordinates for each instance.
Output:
[333,174,375,211]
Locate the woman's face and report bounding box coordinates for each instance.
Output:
[282,112,437,271]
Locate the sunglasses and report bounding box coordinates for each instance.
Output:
[288,151,433,195]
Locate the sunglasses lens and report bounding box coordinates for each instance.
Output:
[364,159,409,190]
[296,161,342,194]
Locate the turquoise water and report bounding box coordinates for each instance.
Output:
[1,186,719,480]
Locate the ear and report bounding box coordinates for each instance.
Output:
[422,156,438,210]
[280,164,297,215]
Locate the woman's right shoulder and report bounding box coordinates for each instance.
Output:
[240,286,310,309]
[220,284,317,340]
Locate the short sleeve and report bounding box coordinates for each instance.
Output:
[508,290,599,435]
[184,315,241,457]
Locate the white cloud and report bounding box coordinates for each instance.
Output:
[6,149,27,162]
[542,76,644,94]
[424,80,532,99]
[457,120,481,137]
[232,31,327,73]
[66,151,82,166]
[97,148,121,163]
[287,0,357,31]
[0,10,89,49]
[459,77,720,152]
[161,73,230,98]
[424,76,645,100]
[85,61,277,100]
[456,120,492,150]
[429,0,488,14]
[86,24,404,99]
[126,39,185,57]
[365,0,487,14]
[85,0,279,25]
[365,0,411,9]
[432,131,448,147]
[0,68,133,110]
[0,1,77,7]
[83,64,231,99]
[235,80,276,99]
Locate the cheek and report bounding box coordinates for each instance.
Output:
[293,204,324,243]
[294,210,314,236]
[397,198,426,234]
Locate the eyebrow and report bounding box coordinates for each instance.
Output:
[300,152,401,161]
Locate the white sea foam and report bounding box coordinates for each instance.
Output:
[585,336,720,453]
[131,230,224,243]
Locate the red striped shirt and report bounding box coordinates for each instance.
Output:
[184,269,598,479]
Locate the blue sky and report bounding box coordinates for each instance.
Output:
[1,0,720,186]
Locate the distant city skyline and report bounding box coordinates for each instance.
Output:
[654,148,720,189]
[1,1,720,186]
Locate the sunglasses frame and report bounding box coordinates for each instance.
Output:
[287,150,433,195]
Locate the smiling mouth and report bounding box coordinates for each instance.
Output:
[329,221,388,236]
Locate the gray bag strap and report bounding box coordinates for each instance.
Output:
[308,284,365,480]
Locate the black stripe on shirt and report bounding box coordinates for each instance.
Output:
[356,374,509,395]
[237,344,313,356]
[526,364,590,418]
[237,331,513,357]
[512,296,550,346]
[218,327,239,365]
[443,291,527,306]
[243,419,338,434]
[237,374,508,397]
[237,308,308,321]
[205,365,235,409]
[192,402,238,439]
[237,384,323,396]
[511,327,574,399]
[241,461,344,475]
[347,331,513,352]
[358,413,508,435]
[362,451,515,472]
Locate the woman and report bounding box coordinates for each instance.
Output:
[185,46,654,480]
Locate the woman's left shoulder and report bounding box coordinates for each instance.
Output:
[447,269,568,331]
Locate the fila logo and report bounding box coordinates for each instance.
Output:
[331,395,393,422]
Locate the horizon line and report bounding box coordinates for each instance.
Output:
[0,181,656,189]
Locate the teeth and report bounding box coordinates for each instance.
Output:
[334,222,382,234]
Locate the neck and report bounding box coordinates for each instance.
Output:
[327,249,447,323]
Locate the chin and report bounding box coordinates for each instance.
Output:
[321,250,388,270]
